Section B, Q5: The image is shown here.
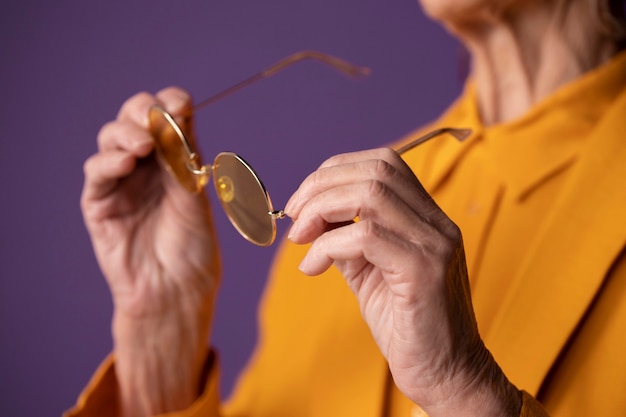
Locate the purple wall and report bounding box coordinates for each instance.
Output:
[0,1,463,415]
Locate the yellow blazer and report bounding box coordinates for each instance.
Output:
[66,51,626,417]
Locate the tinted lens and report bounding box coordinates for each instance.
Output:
[148,105,204,193]
[213,152,276,246]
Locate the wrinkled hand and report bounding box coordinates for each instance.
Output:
[80,87,220,416]
[81,87,219,317]
[285,148,520,417]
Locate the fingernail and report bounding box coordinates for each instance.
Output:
[298,254,308,273]
[170,88,190,109]
[288,221,299,241]
[284,193,298,216]
[285,192,296,210]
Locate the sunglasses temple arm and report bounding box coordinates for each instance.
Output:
[190,73,266,112]
[272,127,471,220]
[394,127,472,154]
[190,50,371,113]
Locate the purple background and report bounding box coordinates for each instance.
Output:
[0,1,463,415]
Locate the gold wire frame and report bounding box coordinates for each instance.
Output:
[148,50,471,246]
[149,50,371,195]
[149,51,371,246]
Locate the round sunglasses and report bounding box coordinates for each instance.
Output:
[148,50,470,246]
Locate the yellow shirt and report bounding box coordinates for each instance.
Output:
[66,50,626,417]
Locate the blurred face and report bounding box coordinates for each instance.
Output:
[418,0,525,24]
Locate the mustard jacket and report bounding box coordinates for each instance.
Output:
[66,51,626,417]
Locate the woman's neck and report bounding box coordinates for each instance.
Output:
[444,1,619,125]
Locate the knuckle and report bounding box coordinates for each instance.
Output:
[307,165,341,191]
[117,91,155,123]
[96,120,116,147]
[80,156,99,207]
[355,219,382,241]
[368,158,396,180]
[122,91,153,112]
[441,219,462,243]
[365,178,389,200]
[157,87,192,114]
[158,85,187,96]
[379,146,400,161]
[319,153,345,169]
[310,168,329,188]
[449,222,462,241]
[437,223,463,258]
[82,154,97,176]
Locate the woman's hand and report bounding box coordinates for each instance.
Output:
[80,87,220,416]
[285,148,520,417]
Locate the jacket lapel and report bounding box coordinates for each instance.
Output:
[485,89,626,394]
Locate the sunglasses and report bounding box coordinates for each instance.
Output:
[148,50,470,246]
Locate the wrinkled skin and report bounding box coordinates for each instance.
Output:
[81,88,220,415]
[80,0,620,413]
[81,86,520,416]
[285,149,519,415]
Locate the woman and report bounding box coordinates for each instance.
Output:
[68,0,626,416]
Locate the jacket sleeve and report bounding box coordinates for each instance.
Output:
[63,351,222,417]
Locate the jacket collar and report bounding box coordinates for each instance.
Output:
[400,50,626,201]
[398,50,626,395]
[486,87,626,393]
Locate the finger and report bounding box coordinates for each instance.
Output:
[318,147,410,174]
[155,87,204,163]
[286,158,438,225]
[97,119,155,155]
[289,179,436,245]
[286,156,400,217]
[286,148,420,217]
[298,220,421,278]
[114,87,192,129]
[155,86,192,117]
[81,150,139,203]
[96,86,194,178]
[116,91,159,128]
[97,91,161,155]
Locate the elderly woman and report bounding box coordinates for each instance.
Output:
[68,0,626,416]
